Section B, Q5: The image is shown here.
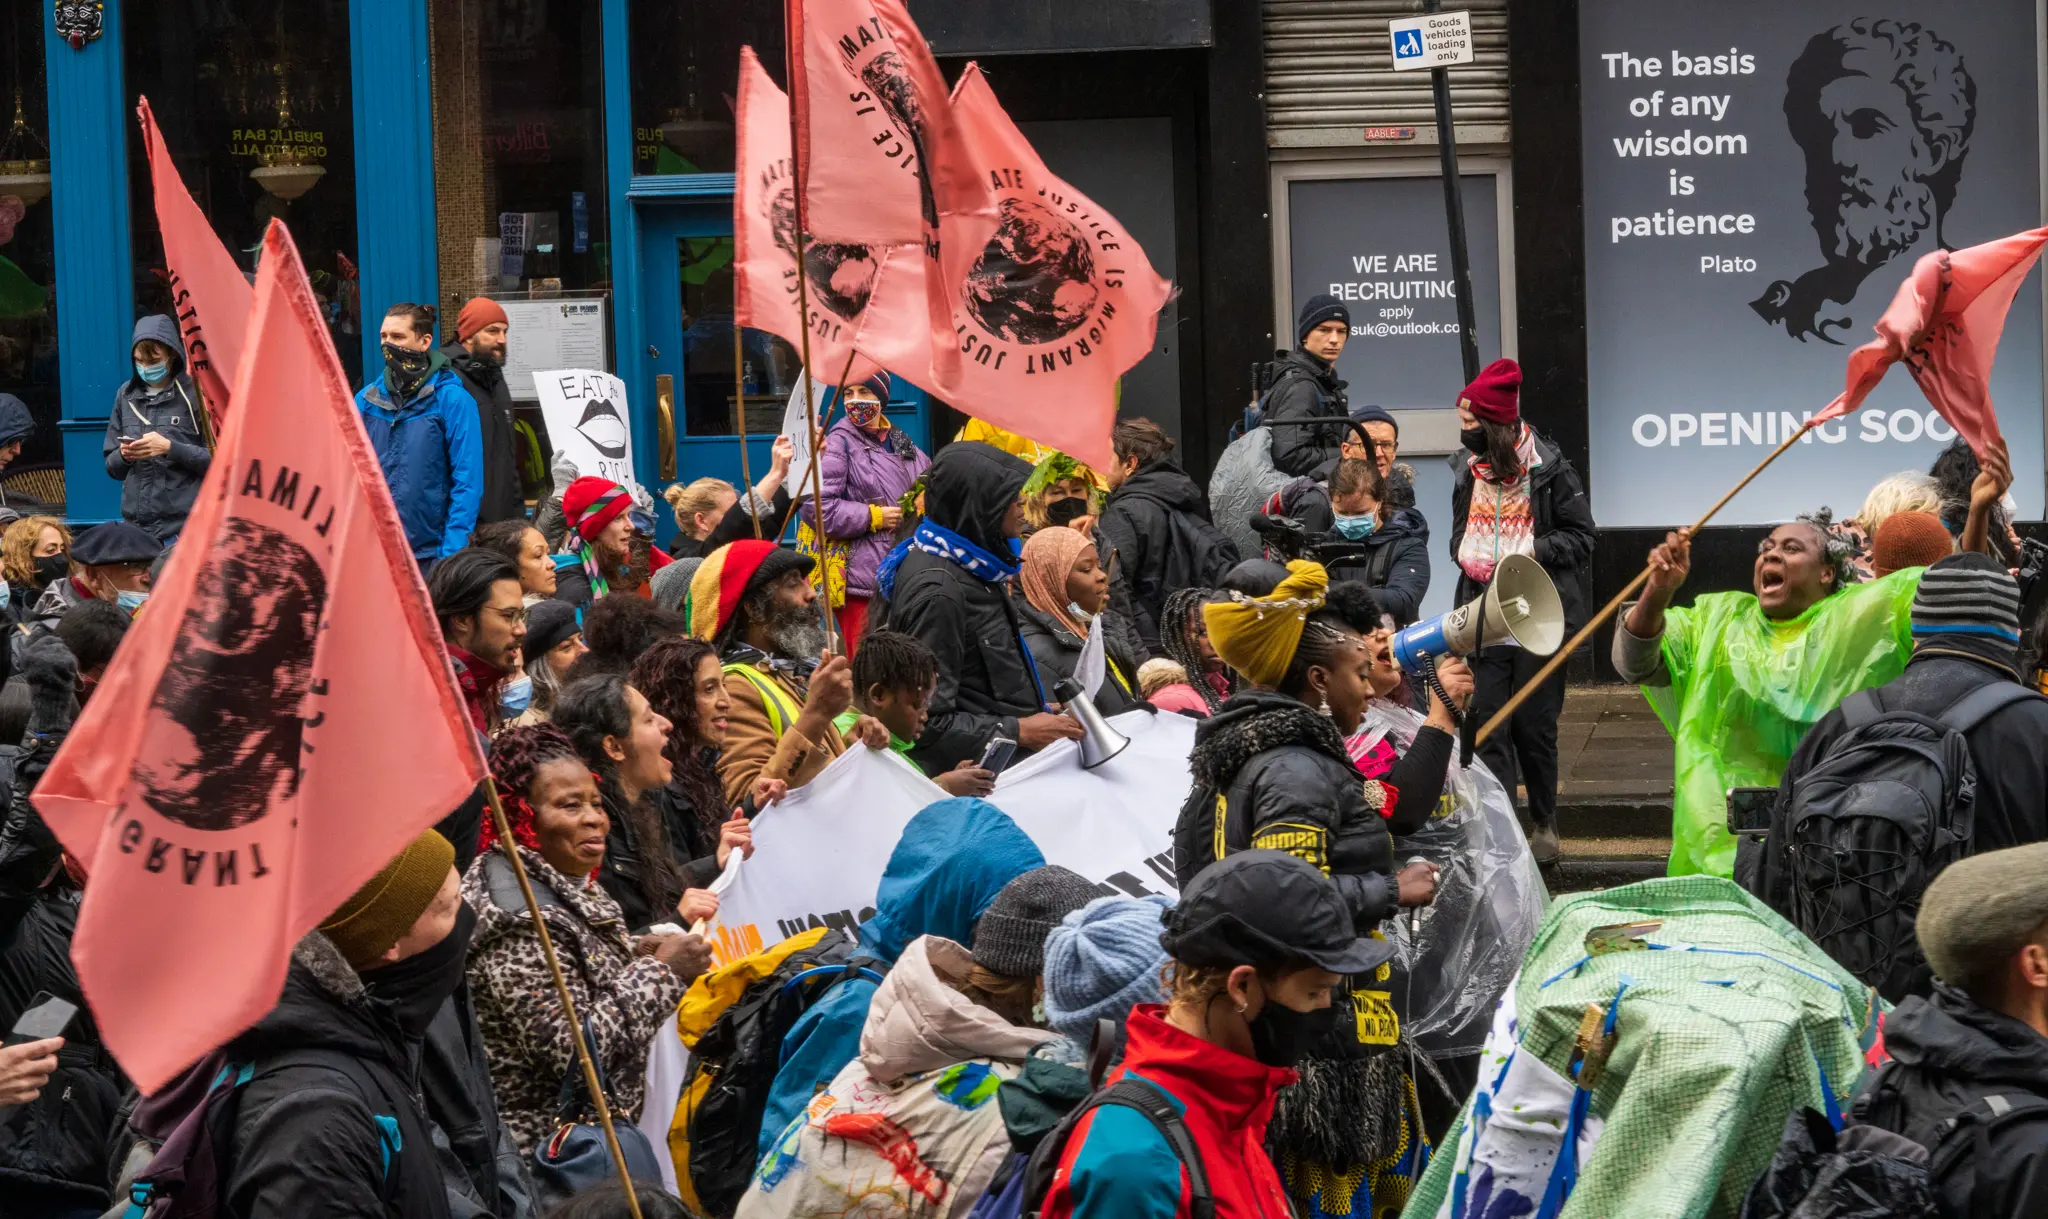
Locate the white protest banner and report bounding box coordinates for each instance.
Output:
[532,368,635,486]
[702,710,1195,965]
[778,373,832,499]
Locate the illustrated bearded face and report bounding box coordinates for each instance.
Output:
[1810,71,1940,267]
[134,518,326,832]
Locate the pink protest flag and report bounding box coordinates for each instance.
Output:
[1815,227,2048,457]
[733,45,883,386]
[858,63,1172,474]
[788,0,956,247]
[138,96,251,440]
[33,221,486,1093]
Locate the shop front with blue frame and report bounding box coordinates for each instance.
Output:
[36,0,929,528]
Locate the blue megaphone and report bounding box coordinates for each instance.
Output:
[1390,553,1565,673]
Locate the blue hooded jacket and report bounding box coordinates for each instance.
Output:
[355,355,485,560]
[754,797,1044,1162]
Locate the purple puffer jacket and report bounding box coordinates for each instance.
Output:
[808,416,930,598]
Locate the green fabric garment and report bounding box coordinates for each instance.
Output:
[833,707,913,756]
[996,1054,1090,1153]
[1402,876,1881,1219]
[1643,568,1923,878]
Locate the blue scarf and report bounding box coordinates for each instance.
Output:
[877,519,1019,599]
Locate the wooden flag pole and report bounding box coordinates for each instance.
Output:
[482,783,645,1219]
[734,324,762,539]
[784,5,840,654]
[1473,418,1820,747]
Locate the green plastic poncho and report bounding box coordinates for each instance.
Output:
[1645,567,1922,877]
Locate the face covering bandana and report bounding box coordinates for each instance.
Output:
[1332,512,1377,541]
[360,901,475,1040]
[135,361,171,386]
[500,673,534,717]
[33,554,67,589]
[116,588,149,613]
[845,397,886,432]
[1245,989,1339,1068]
[1045,496,1089,528]
[382,343,433,399]
[1460,427,1490,457]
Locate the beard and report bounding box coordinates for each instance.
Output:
[1822,174,1937,269]
[742,585,827,660]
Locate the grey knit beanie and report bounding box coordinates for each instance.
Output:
[651,556,704,614]
[1917,841,2048,995]
[1042,895,1173,1042]
[971,866,1104,978]
[1911,552,2022,645]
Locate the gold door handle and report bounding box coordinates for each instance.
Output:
[656,373,677,482]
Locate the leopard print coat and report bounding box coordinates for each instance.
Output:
[461,846,685,1155]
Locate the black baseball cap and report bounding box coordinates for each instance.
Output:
[1161,850,1395,975]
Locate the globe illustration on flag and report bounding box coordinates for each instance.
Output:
[771,184,880,318]
[963,197,1101,344]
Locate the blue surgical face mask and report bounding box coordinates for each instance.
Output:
[116,588,149,612]
[135,361,171,386]
[500,673,534,717]
[1332,512,1378,541]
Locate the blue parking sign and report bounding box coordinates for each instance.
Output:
[1393,28,1424,59]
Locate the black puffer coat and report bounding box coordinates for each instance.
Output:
[442,344,525,527]
[880,442,1043,775]
[222,934,453,1219]
[1172,690,1452,926]
[0,884,129,1211]
[1014,599,1146,718]
[1850,984,2048,1215]
[1448,428,1596,631]
[1263,348,1350,481]
[1097,457,1226,653]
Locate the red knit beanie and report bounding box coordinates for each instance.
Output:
[1459,358,1522,424]
[1873,510,1955,578]
[456,298,509,343]
[562,476,632,542]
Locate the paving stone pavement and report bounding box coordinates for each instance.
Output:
[1532,684,1676,891]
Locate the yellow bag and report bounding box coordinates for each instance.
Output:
[795,518,848,609]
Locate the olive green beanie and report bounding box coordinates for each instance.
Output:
[319,829,455,970]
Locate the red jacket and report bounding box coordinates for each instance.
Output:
[1041,1004,1296,1219]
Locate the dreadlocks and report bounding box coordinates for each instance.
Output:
[483,723,586,856]
[1795,507,1858,594]
[1159,587,1231,712]
[629,637,727,844]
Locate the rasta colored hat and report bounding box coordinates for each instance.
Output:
[1295,293,1350,344]
[455,298,509,343]
[687,539,814,641]
[318,829,455,970]
[972,865,1105,978]
[562,476,632,542]
[1202,559,1329,688]
[1459,358,1522,425]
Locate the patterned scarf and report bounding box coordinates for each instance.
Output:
[877,518,1019,599]
[576,540,612,601]
[1456,424,1542,583]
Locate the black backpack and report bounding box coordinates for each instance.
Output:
[1159,510,1242,597]
[1231,354,1321,442]
[1781,683,2042,1002]
[680,929,878,1218]
[1018,1033,1215,1219]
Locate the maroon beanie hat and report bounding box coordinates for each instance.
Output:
[1459,358,1522,425]
[563,476,632,542]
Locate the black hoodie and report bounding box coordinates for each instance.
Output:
[1097,456,1221,652]
[1851,984,2048,1215]
[879,442,1041,774]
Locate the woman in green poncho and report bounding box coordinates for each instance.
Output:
[1613,511,1921,877]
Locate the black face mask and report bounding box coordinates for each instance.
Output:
[32,554,68,589]
[1245,989,1338,1068]
[1045,496,1089,528]
[382,343,434,400]
[1460,427,1490,457]
[360,901,475,1040]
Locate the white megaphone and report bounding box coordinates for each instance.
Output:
[1390,553,1565,674]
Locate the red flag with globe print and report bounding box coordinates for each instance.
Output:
[138,96,251,440]
[1817,227,2048,459]
[733,45,883,387]
[32,222,486,1093]
[857,62,1172,474]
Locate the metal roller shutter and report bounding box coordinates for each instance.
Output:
[1265,0,1510,149]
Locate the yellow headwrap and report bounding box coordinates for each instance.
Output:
[1201,560,1330,689]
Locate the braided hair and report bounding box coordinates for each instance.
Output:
[554,673,685,916]
[1794,507,1857,594]
[1158,587,1231,712]
[628,637,727,844]
[483,724,586,857]
[1278,581,1382,700]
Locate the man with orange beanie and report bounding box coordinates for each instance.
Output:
[444,297,525,525]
